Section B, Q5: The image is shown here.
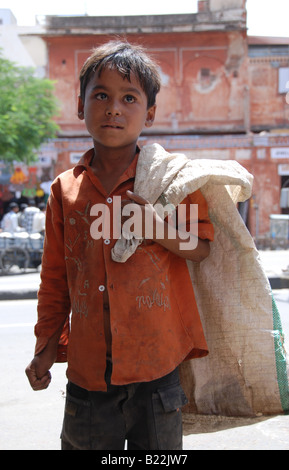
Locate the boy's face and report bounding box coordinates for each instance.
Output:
[78,67,156,151]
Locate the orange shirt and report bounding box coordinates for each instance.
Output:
[35,148,214,391]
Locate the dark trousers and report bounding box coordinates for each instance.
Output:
[61,362,187,450]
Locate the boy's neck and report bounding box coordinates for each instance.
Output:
[89,142,139,194]
[91,142,138,172]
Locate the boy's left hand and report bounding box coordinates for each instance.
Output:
[121,190,162,239]
[121,190,210,262]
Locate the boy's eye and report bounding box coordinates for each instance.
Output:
[95,92,107,100]
[124,95,136,103]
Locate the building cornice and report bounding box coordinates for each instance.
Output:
[40,11,246,36]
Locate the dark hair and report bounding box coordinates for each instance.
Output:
[38,202,46,211]
[79,40,161,109]
[8,202,19,210]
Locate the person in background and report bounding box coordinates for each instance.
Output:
[18,203,28,230]
[1,202,21,233]
[22,199,40,234]
[31,202,46,235]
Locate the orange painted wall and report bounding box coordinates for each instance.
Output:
[45,30,248,135]
[249,59,289,131]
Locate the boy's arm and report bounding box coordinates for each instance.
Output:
[25,323,65,391]
[153,222,210,262]
[26,179,71,390]
[124,191,213,262]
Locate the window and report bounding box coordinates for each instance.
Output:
[70,153,83,164]
[278,67,289,94]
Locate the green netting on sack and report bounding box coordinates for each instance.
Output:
[272,294,289,414]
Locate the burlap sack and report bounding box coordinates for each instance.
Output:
[112,143,289,417]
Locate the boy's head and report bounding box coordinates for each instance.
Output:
[79,40,161,109]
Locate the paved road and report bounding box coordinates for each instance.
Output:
[0,299,67,450]
[0,294,288,450]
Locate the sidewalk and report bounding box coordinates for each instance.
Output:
[0,269,41,300]
[259,249,289,288]
[0,250,288,300]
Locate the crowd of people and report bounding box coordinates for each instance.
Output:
[0,199,46,235]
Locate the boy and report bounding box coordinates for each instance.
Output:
[25,41,214,450]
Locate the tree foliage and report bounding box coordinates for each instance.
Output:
[0,52,59,164]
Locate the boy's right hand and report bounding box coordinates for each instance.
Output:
[25,322,64,391]
[25,356,52,391]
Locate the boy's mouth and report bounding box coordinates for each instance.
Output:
[102,122,124,129]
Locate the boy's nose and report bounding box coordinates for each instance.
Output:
[105,100,121,116]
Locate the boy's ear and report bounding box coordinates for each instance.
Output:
[78,96,85,120]
[145,105,156,128]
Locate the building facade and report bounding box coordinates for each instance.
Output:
[2,1,289,241]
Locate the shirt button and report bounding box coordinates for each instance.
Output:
[104,239,110,245]
[107,197,113,204]
[98,285,105,292]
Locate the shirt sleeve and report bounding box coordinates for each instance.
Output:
[176,189,214,242]
[34,178,70,362]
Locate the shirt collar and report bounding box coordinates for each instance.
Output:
[73,147,140,181]
[73,148,94,177]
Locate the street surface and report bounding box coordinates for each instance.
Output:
[0,292,289,450]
